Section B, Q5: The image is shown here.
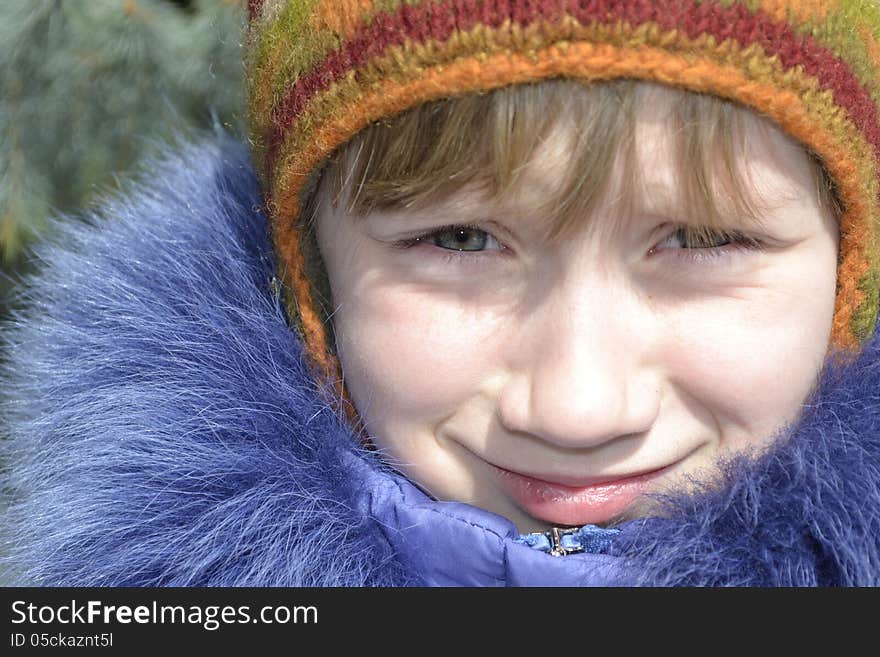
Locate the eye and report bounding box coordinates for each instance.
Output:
[387,222,511,270]
[659,226,733,249]
[421,226,502,252]
[649,225,765,264]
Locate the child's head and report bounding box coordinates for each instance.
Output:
[309,80,839,531]
[245,1,880,531]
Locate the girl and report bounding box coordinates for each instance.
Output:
[3,0,879,585]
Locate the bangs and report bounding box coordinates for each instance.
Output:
[306,78,841,247]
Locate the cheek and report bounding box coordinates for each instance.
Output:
[667,261,836,442]
[333,287,506,432]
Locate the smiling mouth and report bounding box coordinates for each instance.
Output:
[489,463,673,526]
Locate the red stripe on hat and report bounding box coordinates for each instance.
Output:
[249,0,265,21]
[264,0,880,188]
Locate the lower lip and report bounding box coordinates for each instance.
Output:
[491,465,669,526]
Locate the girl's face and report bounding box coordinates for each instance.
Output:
[316,96,840,534]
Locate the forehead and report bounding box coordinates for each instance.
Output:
[483,89,812,240]
[512,91,802,203]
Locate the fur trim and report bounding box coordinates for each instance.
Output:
[1,134,413,586]
[615,336,880,586]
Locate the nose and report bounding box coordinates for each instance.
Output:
[497,266,660,451]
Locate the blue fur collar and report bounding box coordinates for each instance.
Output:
[2,135,878,586]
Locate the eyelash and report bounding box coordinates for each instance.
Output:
[391,224,766,266]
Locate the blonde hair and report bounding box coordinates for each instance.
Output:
[300,78,841,324]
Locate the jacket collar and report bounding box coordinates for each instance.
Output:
[349,449,625,586]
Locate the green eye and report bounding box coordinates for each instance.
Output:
[431,227,491,251]
[393,224,504,256]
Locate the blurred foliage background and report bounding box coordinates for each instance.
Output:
[0,0,248,315]
[1,0,247,580]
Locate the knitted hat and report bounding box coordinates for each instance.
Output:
[245,0,880,393]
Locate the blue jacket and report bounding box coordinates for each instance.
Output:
[2,135,879,586]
